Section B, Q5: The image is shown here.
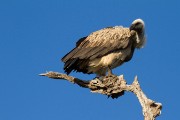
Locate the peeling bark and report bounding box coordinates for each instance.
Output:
[39,71,162,120]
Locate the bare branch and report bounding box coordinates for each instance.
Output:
[39,71,162,120]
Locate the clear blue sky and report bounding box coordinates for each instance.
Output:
[0,0,179,120]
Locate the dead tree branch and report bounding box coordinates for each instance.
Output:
[39,71,162,120]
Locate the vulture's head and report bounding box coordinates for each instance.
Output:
[130,19,145,33]
[130,19,146,48]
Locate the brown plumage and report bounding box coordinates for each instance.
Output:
[61,19,146,76]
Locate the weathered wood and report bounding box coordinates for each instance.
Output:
[39,71,162,120]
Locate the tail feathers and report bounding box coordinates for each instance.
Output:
[63,58,90,75]
[63,58,78,75]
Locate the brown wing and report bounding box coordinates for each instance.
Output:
[62,27,132,62]
[61,27,135,74]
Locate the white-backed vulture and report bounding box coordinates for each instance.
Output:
[61,19,146,76]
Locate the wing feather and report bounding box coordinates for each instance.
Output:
[62,27,132,61]
[61,27,135,74]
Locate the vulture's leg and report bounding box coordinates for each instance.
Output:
[107,66,113,76]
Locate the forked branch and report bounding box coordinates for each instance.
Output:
[39,71,162,120]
